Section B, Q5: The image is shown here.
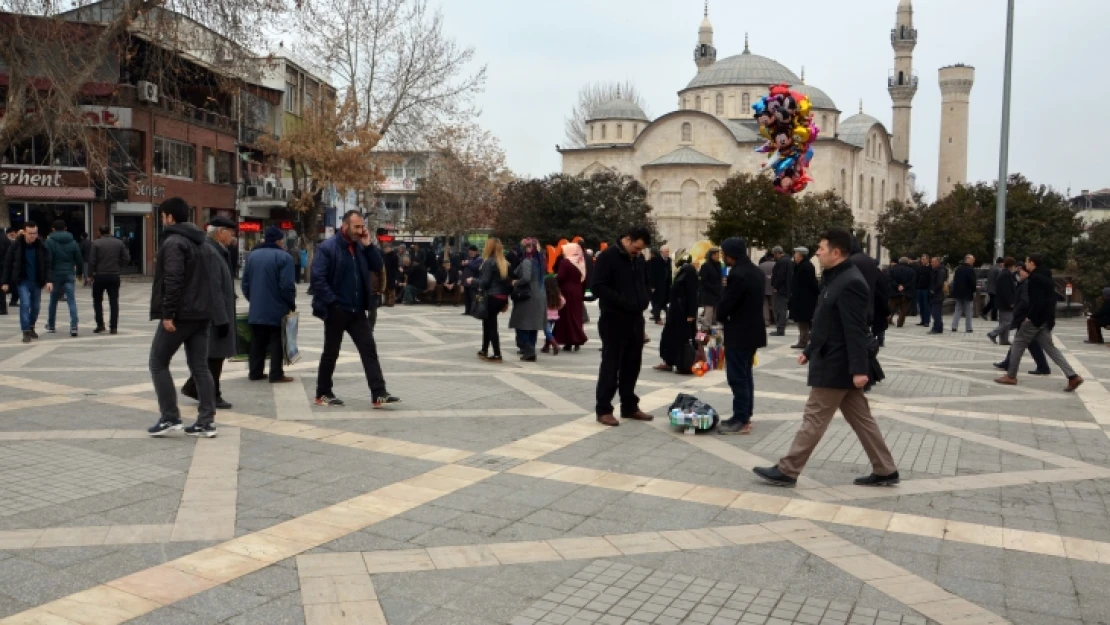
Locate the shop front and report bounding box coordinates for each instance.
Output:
[3,167,96,237]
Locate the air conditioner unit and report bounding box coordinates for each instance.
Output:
[137,81,158,103]
[246,185,263,198]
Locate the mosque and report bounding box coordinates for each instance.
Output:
[557,0,974,257]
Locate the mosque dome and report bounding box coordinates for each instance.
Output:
[588,98,649,122]
[685,49,800,90]
[789,83,837,111]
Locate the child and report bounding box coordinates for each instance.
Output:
[542,275,565,355]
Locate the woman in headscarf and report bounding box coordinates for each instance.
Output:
[509,238,546,361]
[554,241,589,351]
[654,254,699,373]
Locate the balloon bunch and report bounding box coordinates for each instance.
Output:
[752,84,819,194]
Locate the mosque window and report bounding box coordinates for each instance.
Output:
[695,95,702,110]
[870,177,875,211]
[858,175,864,208]
[895,183,900,199]
[589,125,594,140]
[742,93,750,109]
[867,138,872,157]
[715,93,724,115]
[881,180,886,207]
[602,124,607,140]
[633,124,638,137]
[617,124,623,139]
[840,169,846,193]
[681,122,692,142]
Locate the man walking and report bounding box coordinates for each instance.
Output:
[242,226,296,385]
[928,257,947,334]
[915,254,932,326]
[888,257,916,327]
[181,218,237,411]
[44,220,83,336]
[982,257,1003,321]
[987,258,1016,345]
[716,237,767,435]
[310,210,400,408]
[89,224,130,334]
[1,223,52,342]
[993,263,1052,376]
[996,253,1083,391]
[950,254,976,333]
[771,245,793,336]
[460,245,481,315]
[759,253,775,326]
[789,247,819,349]
[147,198,229,438]
[754,229,898,487]
[648,245,672,325]
[592,227,653,427]
[382,241,401,307]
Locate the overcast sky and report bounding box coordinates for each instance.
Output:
[437,0,1107,201]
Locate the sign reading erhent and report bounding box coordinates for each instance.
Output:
[0,169,64,187]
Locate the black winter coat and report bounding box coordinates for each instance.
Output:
[150,224,225,322]
[771,255,793,295]
[648,254,672,293]
[1,237,51,288]
[915,262,932,289]
[849,251,878,323]
[788,258,819,323]
[1012,279,1032,329]
[930,266,948,303]
[592,242,650,320]
[716,258,768,351]
[951,265,977,300]
[804,261,871,389]
[1026,266,1057,328]
[698,259,723,306]
[890,264,916,293]
[995,270,1017,311]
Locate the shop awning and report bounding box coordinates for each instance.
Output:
[4,186,96,200]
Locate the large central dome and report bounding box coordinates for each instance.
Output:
[684,50,800,90]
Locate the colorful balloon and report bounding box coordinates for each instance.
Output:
[752,82,819,194]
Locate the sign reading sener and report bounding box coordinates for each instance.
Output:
[0,169,64,187]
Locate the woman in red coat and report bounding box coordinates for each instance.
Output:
[554,242,588,350]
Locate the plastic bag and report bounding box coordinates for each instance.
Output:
[667,393,719,433]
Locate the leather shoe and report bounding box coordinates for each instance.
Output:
[596,414,619,427]
[621,411,653,421]
[1065,375,1084,392]
[270,376,295,383]
[994,375,1017,385]
[853,471,900,486]
[1028,369,1051,376]
[752,466,797,487]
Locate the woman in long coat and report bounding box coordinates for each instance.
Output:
[554,242,588,351]
[788,248,820,349]
[655,257,699,373]
[509,238,546,361]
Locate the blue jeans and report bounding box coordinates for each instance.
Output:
[544,320,555,342]
[916,289,931,325]
[17,281,41,332]
[47,277,78,331]
[725,346,755,425]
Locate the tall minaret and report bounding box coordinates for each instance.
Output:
[937,64,975,199]
[888,0,918,165]
[694,2,716,73]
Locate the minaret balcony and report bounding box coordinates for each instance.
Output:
[890,27,917,43]
[888,70,919,88]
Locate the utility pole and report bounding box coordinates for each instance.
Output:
[995,0,1015,260]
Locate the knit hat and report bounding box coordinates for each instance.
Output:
[208,217,236,229]
[720,237,747,261]
[264,226,284,243]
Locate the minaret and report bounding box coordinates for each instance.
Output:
[937,64,975,199]
[888,0,918,164]
[694,2,716,73]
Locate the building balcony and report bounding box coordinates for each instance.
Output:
[241,126,279,149]
[891,27,918,44]
[116,84,238,135]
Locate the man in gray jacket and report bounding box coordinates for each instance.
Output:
[147,198,228,438]
[89,224,130,334]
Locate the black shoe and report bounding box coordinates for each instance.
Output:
[148,419,183,436]
[718,418,752,435]
[928,330,943,334]
[315,393,345,406]
[373,393,401,408]
[21,331,31,343]
[950,328,957,333]
[965,329,973,333]
[70,328,78,337]
[215,398,233,410]
[45,325,56,333]
[29,329,38,339]
[772,330,786,337]
[1029,369,1051,376]
[854,471,900,486]
[184,422,218,438]
[987,333,997,344]
[752,466,797,486]
[521,354,537,362]
[110,328,117,335]
[94,326,106,334]
[248,375,266,381]
[992,362,1007,370]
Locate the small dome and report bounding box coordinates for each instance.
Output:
[685,52,800,90]
[789,84,837,111]
[838,112,885,148]
[588,98,649,122]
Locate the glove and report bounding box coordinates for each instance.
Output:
[216,324,230,338]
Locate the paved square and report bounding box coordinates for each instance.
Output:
[1,282,1109,625]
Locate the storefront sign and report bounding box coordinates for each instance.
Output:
[239,221,262,233]
[133,180,165,198]
[378,178,415,192]
[0,169,64,187]
[80,106,132,129]
[278,220,294,230]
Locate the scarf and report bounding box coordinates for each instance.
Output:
[563,242,586,283]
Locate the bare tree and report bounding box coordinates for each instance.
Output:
[563,80,649,148]
[294,0,486,147]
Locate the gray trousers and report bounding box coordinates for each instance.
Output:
[150,320,215,425]
[774,293,789,333]
[988,310,1013,343]
[1006,320,1076,379]
[951,299,974,331]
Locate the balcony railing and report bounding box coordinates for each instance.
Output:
[117,84,237,134]
[888,70,919,88]
[890,27,918,43]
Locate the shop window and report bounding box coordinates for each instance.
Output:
[203,148,234,184]
[108,130,143,172]
[3,136,86,168]
[154,137,196,179]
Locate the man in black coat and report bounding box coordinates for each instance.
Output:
[382,242,401,307]
[1087,287,1110,344]
[928,257,948,334]
[592,227,653,427]
[848,237,878,326]
[887,258,917,327]
[997,253,1083,391]
[754,229,898,487]
[716,237,767,435]
[771,245,793,336]
[993,263,1051,375]
[950,254,977,333]
[647,245,672,325]
[788,247,819,349]
[1,222,52,341]
[987,257,1017,345]
[460,245,482,315]
[915,254,932,326]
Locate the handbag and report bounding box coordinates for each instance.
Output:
[511,281,531,303]
[469,290,489,320]
[281,311,301,366]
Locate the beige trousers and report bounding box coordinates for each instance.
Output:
[778,387,897,479]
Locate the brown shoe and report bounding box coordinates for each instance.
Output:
[1065,375,1084,392]
[994,375,1017,386]
[597,414,619,427]
[621,410,653,422]
[270,376,295,384]
[652,363,671,371]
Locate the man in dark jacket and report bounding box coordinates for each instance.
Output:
[44,220,83,336]
[1085,287,1110,344]
[997,254,1083,391]
[460,245,481,315]
[950,254,977,333]
[754,229,898,487]
[698,248,722,328]
[848,237,878,325]
[403,258,428,305]
[592,227,653,427]
[771,245,793,336]
[435,259,461,306]
[89,224,131,334]
[382,242,400,307]
[648,245,672,325]
[888,258,916,327]
[78,232,92,287]
[181,218,238,411]
[928,257,948,334]
[716,237,768,435]
[147,198,228,438]
[1,222,52,342]
[981,257,1003,320]
[242,225,297,385]
[994,264,1051,375]
[915,254,932,326]
[987,257,1017,345]
[789,247,820,349]
[311,210,400,408]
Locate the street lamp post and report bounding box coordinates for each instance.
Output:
[995,0,1015,261]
